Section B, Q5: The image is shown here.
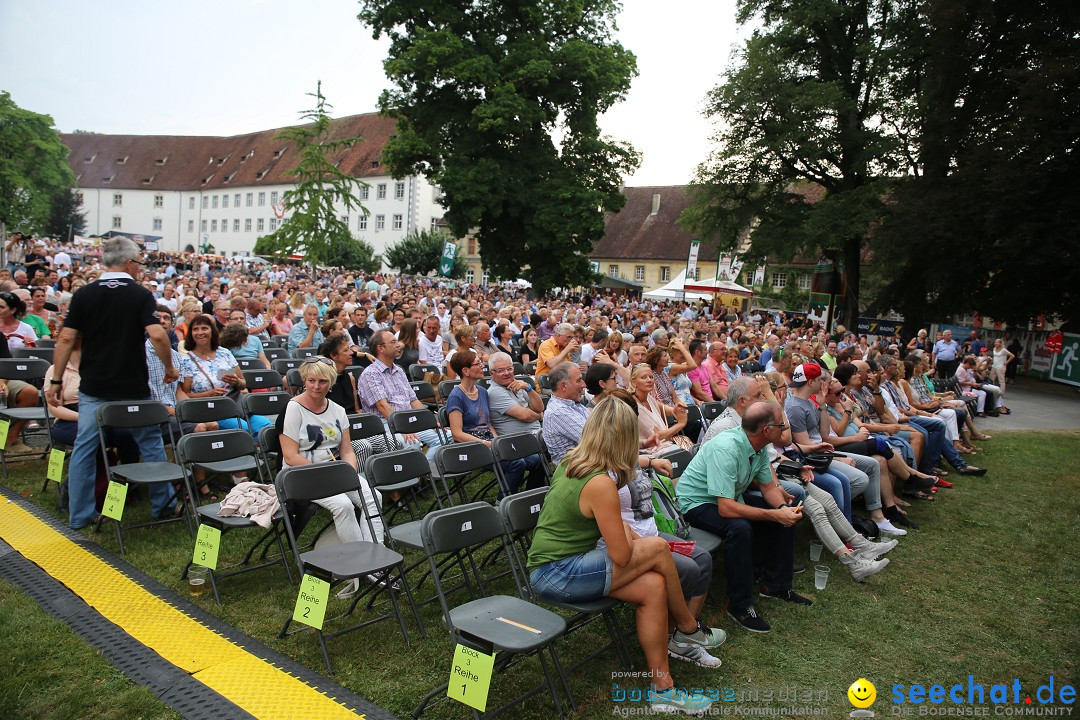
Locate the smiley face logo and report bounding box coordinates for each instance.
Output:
[848,678,877,709]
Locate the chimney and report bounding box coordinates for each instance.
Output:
[650,193,661,215]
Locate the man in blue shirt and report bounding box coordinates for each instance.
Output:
[677,402,810,634]
[932,329,962,379]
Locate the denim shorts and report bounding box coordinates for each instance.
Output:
[529,548,613,603]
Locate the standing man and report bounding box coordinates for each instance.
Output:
[47,238,180,530]
[932,330,962,379]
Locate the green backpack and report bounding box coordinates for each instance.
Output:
[649,471,691,540]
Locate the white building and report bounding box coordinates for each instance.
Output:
[60,113,443,264]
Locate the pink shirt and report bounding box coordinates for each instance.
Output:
[687,365,713,400]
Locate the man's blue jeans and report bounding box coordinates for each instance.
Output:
[499,453,546,496]
[68,392,175,529]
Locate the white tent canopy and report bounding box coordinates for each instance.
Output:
[682,276,753,297]
[641,269,713,301]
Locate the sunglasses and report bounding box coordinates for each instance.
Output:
[300,356,334,367]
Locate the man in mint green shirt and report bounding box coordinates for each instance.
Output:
[676,402,809,634]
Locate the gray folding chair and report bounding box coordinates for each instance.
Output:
[491,432,551,497]
[408,363,439,381]
[0,358,52,477]
[293,347,318,360]
[435,441,498,505]
[12,347,55,365]
[242,369,284,392]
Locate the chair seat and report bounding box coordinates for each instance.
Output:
[450,595,566,653]
[688,527,722,554]
[546,595,621,615]
[111,461,185,484]
[300,541,403,579]
[0,408,49,421]
[193,457,259,475]
[196,503,282,529]
[388,519,423,549]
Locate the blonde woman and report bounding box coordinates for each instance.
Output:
[630,363,692,452]
[443,323,476,380]
[527,397,722,714]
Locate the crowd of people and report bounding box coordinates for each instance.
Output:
[1,232,1013,716]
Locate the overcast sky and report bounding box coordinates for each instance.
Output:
[1,0,743,187]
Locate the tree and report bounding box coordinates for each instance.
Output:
[45,188,86,240]
[383,228,467,278]
[0,91,76,235]
[357,0,640,295]
[255,82,374,272]
[682,0,907,328]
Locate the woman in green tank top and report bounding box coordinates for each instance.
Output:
[526,397,724,705]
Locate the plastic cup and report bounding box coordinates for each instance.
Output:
[814,565,830,590]
[189,566,209,596]
[809,542,823,562]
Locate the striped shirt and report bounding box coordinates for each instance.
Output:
[541,396,590,465]
[358,358,416,416]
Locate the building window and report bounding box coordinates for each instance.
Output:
[246,193,253,207]
[772,272,787,289]
[153,194,163,208]
[358,215,367,230]
[609,264,619,278]
[244,218,252,232]
[233,219,240,232]
[270,191,278,205]
[234,193,241,206]
[361,186,369,200]
[689,267,700,280]
[467,237,476,255]
[634,265,645,281]
[211,220,218,232]
[201,220,207,232]
[212,195,219,209]
[465,269,475,284]
[269,218,277,232]
[222,194,230,209]
[113,193,122,207]
[189,197,195,210]
[394,181,405,200]
[392,214,403,230]
[257,218,265,232]
[375,214,385,231]
[798,274,812,290]
[482,270,489,286]
[152,218,163,231]
[340,215,349,226]
[660,266,671,282]
[258,192,265,206]
[377,183,387,200]
[112,215,122,229]
[202,196,208,209]
[221,219,227,233]
[74,192,83,204]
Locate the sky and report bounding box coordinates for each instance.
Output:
[0,0,744,187]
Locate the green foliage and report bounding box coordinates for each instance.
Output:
[256,82,371,271]
[45,188,86,239]
[357,0,640,295]
[383,228,464,277]
[0,91,76,235]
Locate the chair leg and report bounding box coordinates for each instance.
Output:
[274,530,296,584]
[316,629,334,676]
[399,567,426,639]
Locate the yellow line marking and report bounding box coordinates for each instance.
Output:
[0,499,362,719]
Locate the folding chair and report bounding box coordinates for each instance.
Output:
[0,358,52,477]
[435,441,499,505]
[177,430,290,603]
[235,357,260,370]
[656,446,694,480]
[647,467,722,555]
[410,381,439,412]
[242,369,284,392]
[523,361,537,376]
[285,368,303,394]
[701,400,726,426]
[498,488,633,672]
[271,358,302,377]
[293,347,318,360]
[35,338,57,349]
[408,363,439,381]
[11,347,55,365]
[94,401,188,554]
[414,502,571,719]
[241,390,291,427]
[263,347,287,364]
[491,432,551,497]
[264,336,287,349]
[438,379,461,402]
[276,461,419,675]
[512,362,525,375]
[175,396,243,434]
[513,375,537,391]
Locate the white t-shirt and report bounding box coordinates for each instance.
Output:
[418,333,446,371]
[3,321,38,350]
[281,398,349,466]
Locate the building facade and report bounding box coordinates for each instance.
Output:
[61,114,443,263]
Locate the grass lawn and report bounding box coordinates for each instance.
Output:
[1,430,1077,719]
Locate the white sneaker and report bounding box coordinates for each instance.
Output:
[857,538,898,560]
[875,519,907,537]
[668,642,722,669]
[651,687,714,715]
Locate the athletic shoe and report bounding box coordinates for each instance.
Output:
[759,588,813,606]
[839,552,890,582]
[670,623,728,650]
[875,519,908,537]
[856,538,898,560]
[793,561,806,574]
[668,641,723,669]
[957,465,987,476]
[650,686,714,715]
[727,606,771,633]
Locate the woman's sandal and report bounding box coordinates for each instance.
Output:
[973,433,992,441]
[904,489,936,502]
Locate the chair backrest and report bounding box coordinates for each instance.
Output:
[491,432,544,464]
[0,357,49,381]
[271,358,302,375]
[258,425,282,476]
[346,413,388,442]
[523,361,537,375]
[236,357,260,370]
[683,403,703,427]
[513,362,525,376]
[435,441,495,476]
[498,487,548,535]
[276,460,358,502]
[701,401,725,422]
[533,428,553,466]
[389,408,439,434]
[97,400,171,429]
[537,374,552,391]
[411,381,437,405]
[513,375,537,391]
[657,446,694,479]
[420,501,505,555]
[293,347,318,360]
[12,347,54,364]
[35,338,57,348]
[409,363,438,381]
[285,368,303,391]
[176,428,256,465]
[176,396,241,426]
[242,391,291,418]
[263,347,287,363]
[265,336,287,349]
[364,448,431,490]
[242,369,284,391]
[437,379,460,400]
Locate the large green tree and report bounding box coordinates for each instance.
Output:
[357,0,640,295]
[383,228,467,278]
[0,92,76,236]
[256,83,379,274]
[45,188,86,240]
[682,0,905,328]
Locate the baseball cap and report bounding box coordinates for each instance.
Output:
[792,363,822,385]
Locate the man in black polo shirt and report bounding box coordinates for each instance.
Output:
[46,238,179,530]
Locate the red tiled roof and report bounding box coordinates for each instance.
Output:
[592,186,720,262]
[61,113,395,192]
